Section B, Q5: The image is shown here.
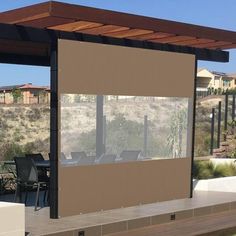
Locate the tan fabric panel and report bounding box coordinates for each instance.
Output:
[58,158,191,217]
[58,39,195,97]
[57,40,194,217]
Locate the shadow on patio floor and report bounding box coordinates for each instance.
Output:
[0,190,49,208]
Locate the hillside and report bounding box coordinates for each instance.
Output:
[195,96,225,157]
[0,104,50,160]
[61,97,188,157]
[0,97,189,160]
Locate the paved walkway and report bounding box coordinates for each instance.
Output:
[106,209,236,236]
[26,191,236,235]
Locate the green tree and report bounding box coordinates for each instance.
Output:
[167,108,187,158]
[11,88,22,103]
[74,113,168,157]
[105,114,144,154]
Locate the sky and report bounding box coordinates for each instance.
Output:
[0,0,236,86]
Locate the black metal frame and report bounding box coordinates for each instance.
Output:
[225,93,228,132]
[190,58,197,198]
[143,115,148,157]
[232,94,235,121]
[210,108,216,155]
[96,95,104,158]
[0,22,231,218]
[49,41,58,219]
[217,101,222,148]
[0,53,50,66]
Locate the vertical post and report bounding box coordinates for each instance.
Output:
[143,115,148,157]
[190,59,197,198]
[96,95,104,158]
[224,93,228,132]
[50,41,58,219]
[217,101,221,148]
[103,115,106,154]
[232,94,235,121]
[210,108,215,155]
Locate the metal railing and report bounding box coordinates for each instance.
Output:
[209,93,236,155]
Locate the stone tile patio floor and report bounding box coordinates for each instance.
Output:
[26,190,236,235]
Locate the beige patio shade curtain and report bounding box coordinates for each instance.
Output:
[57,39,195,216]
[58,39,195,97]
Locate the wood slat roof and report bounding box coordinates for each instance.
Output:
[0,1,236,51]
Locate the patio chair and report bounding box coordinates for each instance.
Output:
[49,152,77,166]
[26,153,49,183]
[77,156,96,166]
[119,150,142,162]
[71,152,87,162]
[96,154,117,164]
[61,152,67,160]
[14,157,49,211]
[26,153,44,162]
[48,152,67,160]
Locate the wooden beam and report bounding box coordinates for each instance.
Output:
[0,2,51,23]
[49,20,103,32]
[171,38,215,46]
[49,1,236,43]
[151,36,196,43]
[0,1,236,48]
[78,25,130,35]
[16,16,75,28]
[103,29,153,38]
[192,41,232,48]
[0,23,230,63]
[129,32,175,40]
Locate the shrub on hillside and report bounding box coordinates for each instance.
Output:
[193,161,236,179]
[0,142,24,161]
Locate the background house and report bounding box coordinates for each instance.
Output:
[197,68,236,98]
[0,83,50,104]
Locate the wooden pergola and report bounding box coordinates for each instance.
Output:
[0,1,236,50]
[0,1,235,65]
[0,1,236,219]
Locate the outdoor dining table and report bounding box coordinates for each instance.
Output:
[3,160,50,203]
[34,160,50,169]
[3,160,50,169]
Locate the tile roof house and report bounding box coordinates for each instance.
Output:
[0,83,50,104]
[196,68,236,97]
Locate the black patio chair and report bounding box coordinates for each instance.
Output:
[48,152,67,161]
[71,151,87,162]
[119,150,142,162]
[14,157,49,211]
[26,153,49,183]
[77,155,96,166]
[96,154,117,164]
[26,153,44,162]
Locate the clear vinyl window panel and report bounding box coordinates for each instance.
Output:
[60,94,192,166]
